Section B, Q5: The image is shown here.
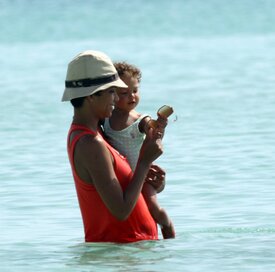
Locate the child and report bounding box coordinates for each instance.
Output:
[103,62,175,239]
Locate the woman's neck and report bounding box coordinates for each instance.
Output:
[73,110,99,132]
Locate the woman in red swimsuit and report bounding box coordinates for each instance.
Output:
[62,50,165,243]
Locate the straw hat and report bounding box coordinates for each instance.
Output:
[62,50,127,101]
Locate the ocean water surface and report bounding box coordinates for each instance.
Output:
[1,0,275,271]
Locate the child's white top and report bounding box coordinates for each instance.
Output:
[103,114,148,171]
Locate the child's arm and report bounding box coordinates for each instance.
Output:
[139,116,155,135]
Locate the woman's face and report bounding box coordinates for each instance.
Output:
[115,74,140,112]
[93,87,119,118]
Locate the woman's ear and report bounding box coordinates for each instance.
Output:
[86,95,95,103]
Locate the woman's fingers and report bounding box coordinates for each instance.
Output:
[145,164,166,193]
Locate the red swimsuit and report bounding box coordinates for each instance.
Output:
[67,124,158,243]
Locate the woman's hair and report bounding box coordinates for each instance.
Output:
[70,92,102,108]
[114,62,142,82]
[70,97,85,108]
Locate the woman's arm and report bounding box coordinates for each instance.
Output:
[75,129,162,221]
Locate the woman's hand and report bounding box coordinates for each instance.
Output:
[139,127,163,166]
[156,116,168,131]
[145,164,166,193]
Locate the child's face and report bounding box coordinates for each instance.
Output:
[115,73,140,112]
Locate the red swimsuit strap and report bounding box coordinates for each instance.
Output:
[67,124,97,148]
[69,124,97,135]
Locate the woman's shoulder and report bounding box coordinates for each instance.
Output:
[75,133,113,165]
[76,133,106,152]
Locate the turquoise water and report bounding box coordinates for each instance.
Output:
[1,0,275,271]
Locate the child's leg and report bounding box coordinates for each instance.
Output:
[142,183,175,239]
